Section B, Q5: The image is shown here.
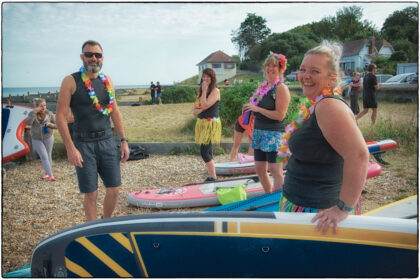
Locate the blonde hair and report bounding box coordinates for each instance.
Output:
[305,40,343,87]
[263,54,287,75]
[33,98,46,107]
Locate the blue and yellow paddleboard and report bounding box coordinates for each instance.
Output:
[31,211,417,277]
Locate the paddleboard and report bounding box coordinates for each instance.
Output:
[2,104,32,163]
[217,139,396,175]
[30,211,417,277]
[207,161,383,212]
[215,160,255,175]
[363,195,417,219]
[127,175,272,209]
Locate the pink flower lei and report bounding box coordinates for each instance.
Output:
[249,78,283,106]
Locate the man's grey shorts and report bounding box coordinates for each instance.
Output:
[74,137,121,193]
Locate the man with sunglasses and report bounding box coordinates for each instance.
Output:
[56,40,130,222]
[356,63,381,126]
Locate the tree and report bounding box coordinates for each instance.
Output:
[382,7,418,44]
[390,50,408,62]
[231,13,271,60]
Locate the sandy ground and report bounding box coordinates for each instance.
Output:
[1,152,417,274]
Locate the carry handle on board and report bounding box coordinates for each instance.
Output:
[156,175,259,194]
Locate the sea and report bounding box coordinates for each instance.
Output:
[2,85,152,98]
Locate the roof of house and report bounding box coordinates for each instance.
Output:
[197,50,238,65]
[375,39,392,51]
[342,38,393,57]
[342,39,369,56]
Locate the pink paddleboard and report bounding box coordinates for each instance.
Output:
[128,162,382,209]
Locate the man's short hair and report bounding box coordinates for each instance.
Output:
[367,64,377,72]
[81,40,103,52]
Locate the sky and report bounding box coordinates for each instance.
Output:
[1,1,418,87]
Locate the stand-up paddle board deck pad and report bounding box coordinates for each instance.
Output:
[127,175,274,209]
[30,211,417,278]
[2,104,32,163]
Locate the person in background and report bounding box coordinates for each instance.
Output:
[229,113,254,162]
[193,68,221,182]
[242,52,290,193]
[356,64,380,125]
[150,81,156,104]
[224,79,230,86]
[277,41,369,234]
[26,98,57,181]
[56,40,130,222]
[349,72,362,115]
[156,81,162,105]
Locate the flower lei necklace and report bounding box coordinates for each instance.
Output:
[80,66,115,116]
[249,78,283,105]
[277,87,342,163]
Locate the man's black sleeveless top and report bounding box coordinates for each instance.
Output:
[70,72,111,133]
[254,87,285,131]
[198,101,219,119]
[283,96,345,209]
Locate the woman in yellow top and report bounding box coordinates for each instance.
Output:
[193,68,221,182]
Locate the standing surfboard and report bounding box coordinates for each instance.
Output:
[30,211,418,277]
[2,104,32,163]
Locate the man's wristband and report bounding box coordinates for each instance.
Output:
[337,199,354,212]
[120,137,128,143]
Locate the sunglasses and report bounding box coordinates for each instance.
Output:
[83,52,103,59]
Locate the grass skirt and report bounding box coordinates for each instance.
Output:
[195,118,221,145]
[278,193,361,215]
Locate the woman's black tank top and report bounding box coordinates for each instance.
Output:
[283,96,346,209]
[198,101,219,119]
[254,87,285,131]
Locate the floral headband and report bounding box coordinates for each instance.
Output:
[268,51,288,71]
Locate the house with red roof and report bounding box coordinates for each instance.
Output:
[340,33,394,75]
[197,50,238,83]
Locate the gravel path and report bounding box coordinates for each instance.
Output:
[1,153,417,274]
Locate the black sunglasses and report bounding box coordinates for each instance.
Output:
[83,52,103,58]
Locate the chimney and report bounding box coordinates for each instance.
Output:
[370,31,375,55]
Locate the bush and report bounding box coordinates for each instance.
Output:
[161,85,197,104]
[219,82,259,127]
[219,83,301,128]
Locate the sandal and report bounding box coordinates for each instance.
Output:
[41,174,49,180]
[48,175,56,182]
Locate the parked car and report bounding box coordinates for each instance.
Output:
[383,73,417,84]
[286,71,298,81]
[375,74,393,83]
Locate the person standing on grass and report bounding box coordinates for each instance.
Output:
[242,52,290,193]
[193,68,221,182]
[26,98,57,181]
[349,72,362,115]
[56,40,130,222]
[150,81,156,104]
[156,81,162,105]
[356,64,381,125]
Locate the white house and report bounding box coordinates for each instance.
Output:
[340,34,394,75]
[197,50,238,83]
